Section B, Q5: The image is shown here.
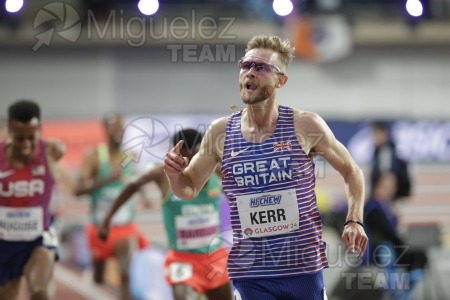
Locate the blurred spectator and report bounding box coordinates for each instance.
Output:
[370,121,411,201]
[364,172,427,299]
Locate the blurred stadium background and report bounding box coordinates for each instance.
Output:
[0,0,449,299]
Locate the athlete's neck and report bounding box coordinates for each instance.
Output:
[108,142,122,157]
[244,101,279,130]
[241,101,279,143]
[7,146,34,168]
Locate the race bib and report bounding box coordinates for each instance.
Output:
[0,206,44,241]
[236,188,300,239]
[168,262,193,283]
[175,212,220,250]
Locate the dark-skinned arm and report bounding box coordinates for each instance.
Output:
[98,165,165,240]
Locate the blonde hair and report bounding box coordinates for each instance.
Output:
[245,35,295,68]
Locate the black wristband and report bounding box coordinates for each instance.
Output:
[344,220,364,228]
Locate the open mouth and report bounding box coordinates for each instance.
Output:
[245,82,257,91]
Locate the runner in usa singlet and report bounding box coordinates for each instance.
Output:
[0,139,55,243]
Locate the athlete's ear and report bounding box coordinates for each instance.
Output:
[277,74,288,88]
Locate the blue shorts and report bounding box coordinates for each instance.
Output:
[232,270,327,300]
[0,237,58,286]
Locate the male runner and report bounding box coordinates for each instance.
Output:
[75,113,148,300]
[98,129,232,300]
[164,35,368,300]
[0,100,65,300]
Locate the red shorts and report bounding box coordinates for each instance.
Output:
[86,223,149,260]
[164,247,229,294]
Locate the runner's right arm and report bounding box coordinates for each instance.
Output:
[98,165,166,240]
[163,118,226,200]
